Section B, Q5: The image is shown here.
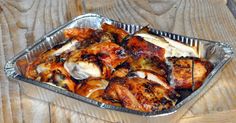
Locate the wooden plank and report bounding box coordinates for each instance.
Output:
[50,104,110,123]
[0,1,24,122]
[21,95,50,123]
[0,0,84,123]
[179,109,236,123]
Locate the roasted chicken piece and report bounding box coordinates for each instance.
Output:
[76,79,121,106]
[104,77,179,112]
[110,55,169,84]
[134,27,198,58]
[126,36,166,61]
[76,79,108,97]
[51,40,79,56]
[127,56,172,90]
[26,60,42,80]
[168,57,193,89]
[168,57,213,90]
[85,41,128,68]
[64,41,129,80]
[126,28,198,64]
[64,28,95,41]
[27,61,76,92]
[101,23,129,43]
[111,56,172,90]
[110,61,131,78]
[25,47,68,80]
[25,46,76,92]
[64,24,128,44]
[193,58,214,89]
[64,28,115,48]
[129,56,168,77]
[111,68,129,78]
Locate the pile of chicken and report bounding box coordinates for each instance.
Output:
[25,23,213,112]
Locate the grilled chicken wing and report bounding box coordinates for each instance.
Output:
[104,77,179,112]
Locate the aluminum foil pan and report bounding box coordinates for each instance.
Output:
[4,13,234,123]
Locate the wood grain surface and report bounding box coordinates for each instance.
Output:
[1,0,236,123]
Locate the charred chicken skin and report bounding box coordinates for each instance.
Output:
[104,77,179,112]
[101,23,129,43]
[64,41,129,80]
[64,28,95,41]
[75,78,121,106]
[168,57,213,90]
[25,23,213,112]
[126,36,166,61]
[26,59,76,92]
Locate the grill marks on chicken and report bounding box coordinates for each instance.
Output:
[64,28,115,49]
[168,57,213,90]
[101,23,129,43]
[75,79,121,106]
[127,56,173,91]
[126,36,166,61]
[104,77,179,112]
[133,27,199,58]
[168,58,193,89]
[64,41,129,80]
[129,56,168,77]
[193,59,213,89]
[25,23,214,112]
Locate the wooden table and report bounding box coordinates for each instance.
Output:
[1,0,236,122]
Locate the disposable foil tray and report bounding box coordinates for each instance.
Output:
[4,13,234,123]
